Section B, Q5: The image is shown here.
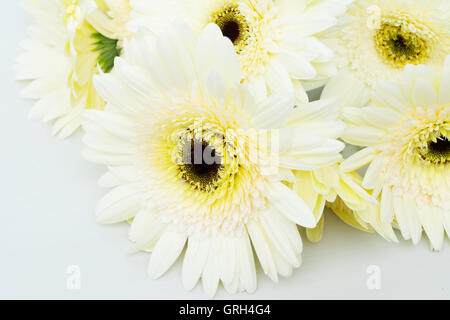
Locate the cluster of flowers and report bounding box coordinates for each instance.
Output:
[17,0,449,296]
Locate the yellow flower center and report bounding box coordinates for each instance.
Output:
[171,123,241,193]
[374,13,437,68]
[203,1,279,81]
[210,4,250,53]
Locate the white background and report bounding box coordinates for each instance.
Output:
[1,1,449,300]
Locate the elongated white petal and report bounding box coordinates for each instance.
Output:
[95,185,142,224]
[343,127,384,146]
[416,205,444,251]
[268,182,316,228]
[380,185,394,224]
[182,235,211,291]
[439,56,450,104]
[236,234,257,294]
[129,209,158,243]
[247,220,278,282]
[259,209,300,267]
[413,80,438,107]
[340,147,376,172]
[148,229,187,279]
[253,94,295,128]
[201,249,220,297]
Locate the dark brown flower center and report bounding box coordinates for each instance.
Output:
[429,136,450,158]
[221,19,241,44]
[211,5,250,53]
[181,140,222,189]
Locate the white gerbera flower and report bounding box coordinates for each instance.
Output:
[82,22,346,296]
[16,0,131,138]
[322,0,450,107]
[129,0,352,104]
[294,164,397,242]
[341,56,450,251]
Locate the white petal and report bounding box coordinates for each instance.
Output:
[340,147,376,172]
[206,71,227,107]
[247,220,278,282]
[98,171,121,188]
[195,23,241,91]
[374,80,409,113]
[286,98,339,124]
[412,80,438,107]
[182,235,211,291]
[201,244,220,297]
[265,59,293,94]
[322,69,370,107]
[293,13,336,37]
[277,51,316,80]
[416,205,444,251]
[93,73,147,115]
[129,209,158,243]
[361,106,402,129]
[132,219,167,253]
[362,155,384,189]
[246,76,267,102]
[95,185,142,224]
[148,228,187,279]
[84,109,135,139]
[380,185,394,224]
[268,182,316,228]
[82,128,134,155]
[272,247,294,278]
[439,56,450,104]
[236,234,257,294]
[218,236,237,285]
[253,94,295,128]
[393,197,422,244]
[259,209,300,267]
[342,126,384,146]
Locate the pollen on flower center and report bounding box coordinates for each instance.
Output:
[374,14,437,68]
[211,5,250,53]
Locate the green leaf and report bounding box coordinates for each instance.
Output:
[92,32,120,73]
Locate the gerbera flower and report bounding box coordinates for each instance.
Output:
[294,164,397,242]
[82,23,346,296]
[341,56,450,250]
[16,0,131,138]
[71,0,131,111]
[129,0,352,104]
[322,0,450,107]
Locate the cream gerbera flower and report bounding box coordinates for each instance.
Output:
[70,0,131,111]
[322,0,450,107]
[294,164,397,242]
[16,0,131,138]
[341,56,450,250]
[129,0,352,104]
[82,23,346,296]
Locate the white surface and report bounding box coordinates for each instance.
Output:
[1,2,449,300]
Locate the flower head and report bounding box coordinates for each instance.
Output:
[16,0,131,138]
[294,164,397,242]
[129,0,352,104]
[322,0,450,107]
[83,22,346,296]
[341,56,450,250]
